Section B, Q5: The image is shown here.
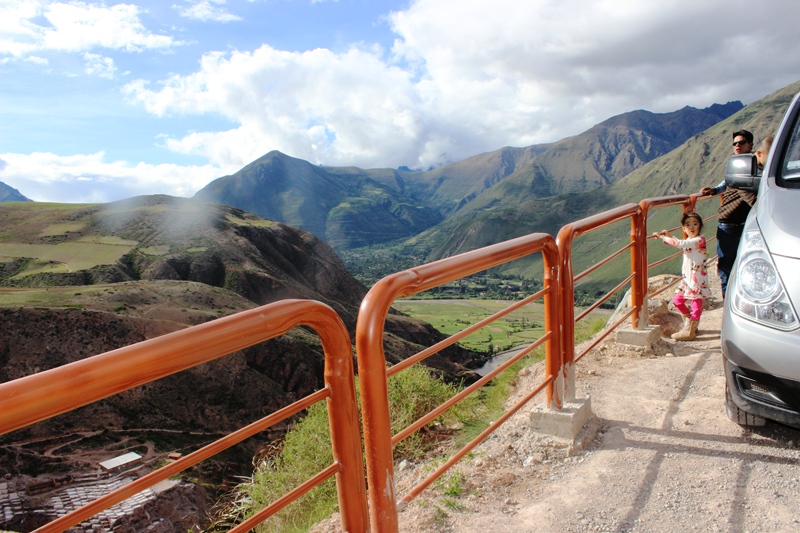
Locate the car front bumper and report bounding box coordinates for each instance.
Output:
[722,306,800,428]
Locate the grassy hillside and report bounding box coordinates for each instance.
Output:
[0,183,31,203]
[0,196,368,323]
[195,103,739,253]
[0,196,485,383]
[384,80,799,290]
[194,151,443,250]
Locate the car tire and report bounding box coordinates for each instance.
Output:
[725,382,766,427]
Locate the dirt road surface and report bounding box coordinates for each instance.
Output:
[317,273,800,533]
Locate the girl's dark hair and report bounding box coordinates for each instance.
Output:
[681,211,703,231]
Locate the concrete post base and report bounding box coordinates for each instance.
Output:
[529,397,593,441]
[615,324,661,346]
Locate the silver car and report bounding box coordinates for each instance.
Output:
[721,92,800,428]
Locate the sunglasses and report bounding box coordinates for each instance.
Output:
[732,140,750,147]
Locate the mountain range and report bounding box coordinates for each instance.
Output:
[190,101,743,251]
[178,80,799,290]
[1,84,789,302]
[0,98,753,258]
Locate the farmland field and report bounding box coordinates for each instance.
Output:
[393,299,610,353]
[0,241,135,276]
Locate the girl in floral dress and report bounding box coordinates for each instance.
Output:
[654,212,712,341]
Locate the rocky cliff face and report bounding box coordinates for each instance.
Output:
[1,196,366,325]
[0,306,327,431]
[0,197,479,482]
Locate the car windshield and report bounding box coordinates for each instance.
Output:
[778,108,800,188]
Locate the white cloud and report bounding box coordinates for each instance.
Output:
[118,0,800,172]
[83,52,116,78]
[124,44,427,168]
[5,0,800,203]
[0,1,43,58]
[175,0,241,23]
[387,0,800,145]
[0,1,176,59]
[0,152,225,203]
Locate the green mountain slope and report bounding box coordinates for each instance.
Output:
[373,144,553,215]
[195,103,740,253]
[409,80,799,288]
[0,182,31,203]
[0,195,365,322]
[428,102,744,232]
[0,196,480,377]
[194,151,443,250]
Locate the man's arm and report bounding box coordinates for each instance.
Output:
[700,180,726,196]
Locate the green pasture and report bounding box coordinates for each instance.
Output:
[141,245,170,256]
[393,299,609,353]
[0,285,109,307]
[94,236,138,246]
[0,241,134,277]
[226,213,281,228]
[38,223,85,236]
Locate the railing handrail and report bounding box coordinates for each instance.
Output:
[640,193,720,298]
[1,191,724,532]
[554,203,644,401]
[356,232,560,532]
[0,299,368,533]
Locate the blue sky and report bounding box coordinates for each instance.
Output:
[3,0,800,203]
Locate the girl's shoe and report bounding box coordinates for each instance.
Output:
[672,320,699,341]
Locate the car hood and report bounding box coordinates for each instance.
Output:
[755,185,800,260]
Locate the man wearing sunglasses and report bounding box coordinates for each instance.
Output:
[731,130,754,154]
[699,130,757,299]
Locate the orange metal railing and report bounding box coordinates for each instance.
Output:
[355,233,560,531]
[1,191,725,532]
[355,191,722,531]
[640,193,720,300]
[0,300,368,533]
[555,203,645,401]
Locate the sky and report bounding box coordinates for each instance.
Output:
[2,0,800,204]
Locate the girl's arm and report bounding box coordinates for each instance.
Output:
[662,235,701,249]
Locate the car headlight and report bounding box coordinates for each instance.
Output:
[732,230,798,331]
[739,258,779,302]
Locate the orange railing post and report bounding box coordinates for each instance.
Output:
[0,300,368,533]
[630,207,645,329]
[556,203,642,402]
[543,239,563,411]
[356,233,559,533]
[637,195,694,326]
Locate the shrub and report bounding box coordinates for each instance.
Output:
[208,316,607,532]
[207,365,476,532]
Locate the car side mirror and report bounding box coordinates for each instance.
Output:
[724,153,760,192]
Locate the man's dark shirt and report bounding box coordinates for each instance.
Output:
[718,189,757,224]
